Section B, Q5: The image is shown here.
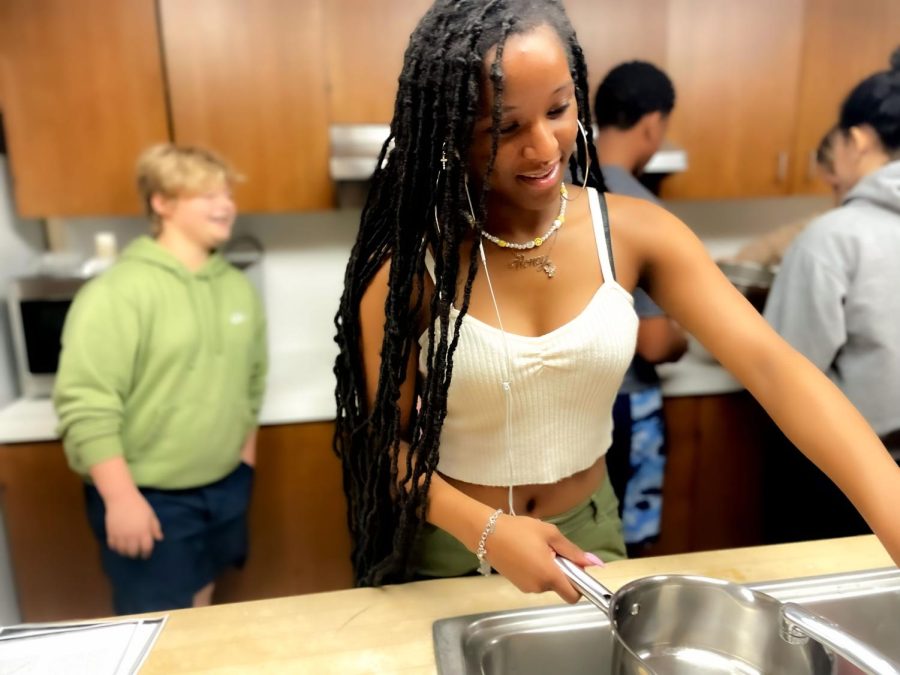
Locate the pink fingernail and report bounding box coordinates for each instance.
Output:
[585,553,605,567]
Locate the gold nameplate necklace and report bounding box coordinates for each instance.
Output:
[479,183,567,279]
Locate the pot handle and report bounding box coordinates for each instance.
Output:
[554,556,613,613]
[781,602,900,675]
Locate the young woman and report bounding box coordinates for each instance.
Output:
[334,0,900,602]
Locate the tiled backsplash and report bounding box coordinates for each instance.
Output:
[667,194,832,260]
[52,210,360,359]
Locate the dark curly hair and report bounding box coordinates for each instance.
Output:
[333,0,606,586]
[839,47,900,154]
[594,60,675,130]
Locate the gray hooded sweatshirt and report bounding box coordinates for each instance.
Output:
[765,160,900,436]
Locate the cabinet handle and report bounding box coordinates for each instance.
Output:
[776,151,789,183]
[806,150,818,182]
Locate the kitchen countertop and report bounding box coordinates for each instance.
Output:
[0,349,338,444]
[0,342,741,445]
[657,334,742,397]
[138,536,892,674]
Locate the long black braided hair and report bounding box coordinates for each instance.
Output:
[333,0,607,586]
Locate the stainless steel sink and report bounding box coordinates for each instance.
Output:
[433,567,900,674]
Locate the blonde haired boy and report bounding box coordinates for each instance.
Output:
[54,144,267,614]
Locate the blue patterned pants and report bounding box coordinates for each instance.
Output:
[608,387,667,546]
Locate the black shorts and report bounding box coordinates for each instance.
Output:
[84,462,254,615]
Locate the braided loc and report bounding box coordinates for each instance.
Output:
[333,0,607,586]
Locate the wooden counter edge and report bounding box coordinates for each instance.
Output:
[140,535,892,674]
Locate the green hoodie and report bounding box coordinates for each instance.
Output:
[54,236,268,489]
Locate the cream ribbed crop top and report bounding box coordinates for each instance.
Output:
[418,188,639,486]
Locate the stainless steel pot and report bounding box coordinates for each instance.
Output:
[555,557,900,674]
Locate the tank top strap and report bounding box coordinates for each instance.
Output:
[424,248,436,282]
[587,187,617,283]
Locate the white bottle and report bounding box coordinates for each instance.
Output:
[80,232,118,277]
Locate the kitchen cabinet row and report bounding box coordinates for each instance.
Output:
[1,393,778,623]
[0,0,897,218]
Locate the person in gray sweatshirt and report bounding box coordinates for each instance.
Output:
[763,51,900,544]
[765,50,900,453]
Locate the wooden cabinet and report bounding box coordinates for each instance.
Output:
[644,392,767,556]
[0,440,113,621]
[158,0,333,212]
[661,0,806,199]
[325,0,434,124]
[564,0,670,100]
[325,0,671,126]
[0,0,332,216]
[0,0,169,217]
[662,0,899,199]
[789,0,900,194]
[213,423,353,604]
[2,0,897,214]
[0,422,352,622]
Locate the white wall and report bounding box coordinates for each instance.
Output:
[53,193,835,365]
[0,158,44,405]
[666,194,832,259]
[57,210,360,361]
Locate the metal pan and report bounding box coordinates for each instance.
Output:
[555,557,900,674]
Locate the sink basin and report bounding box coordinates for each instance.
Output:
[433,567,900,674]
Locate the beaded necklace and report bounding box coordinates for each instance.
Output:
[479,183,567,250]
[480,184,567,278]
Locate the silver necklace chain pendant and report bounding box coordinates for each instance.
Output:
[542,260,557,278]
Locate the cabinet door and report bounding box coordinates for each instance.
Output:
[661,0,805,199]
[790,0,900,194]
[325,0,434,124]
[213,422,353,602]
[564,0,670,100]
[647,393,766,556]
[326,0,668,125]
[159,0,333,212]
[0,0,169,217]
[0,442,112,621]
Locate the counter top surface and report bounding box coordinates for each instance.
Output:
[0,341,740,444]
[657,338,742,397]
[139,536,891,674]
[0,350,338,444]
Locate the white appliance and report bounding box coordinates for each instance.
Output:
[7,276,86,399]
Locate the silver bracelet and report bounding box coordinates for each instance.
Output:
[476,509,504,576]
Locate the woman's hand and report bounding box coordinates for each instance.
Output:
[483,514,603,603]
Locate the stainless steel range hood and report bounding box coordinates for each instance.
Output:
[329,124,688,181]
[642,140,688,173]
[329,125,392,181]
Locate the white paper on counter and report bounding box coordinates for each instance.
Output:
[0,616,167,674]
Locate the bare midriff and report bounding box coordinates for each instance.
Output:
[439,455,607,518]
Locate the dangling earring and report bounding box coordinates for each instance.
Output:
[562,119,591,202]
[463,172,478,229]
[433,142,449,236]
[440,142,449,173]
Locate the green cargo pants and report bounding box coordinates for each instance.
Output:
[412,474,627,578]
